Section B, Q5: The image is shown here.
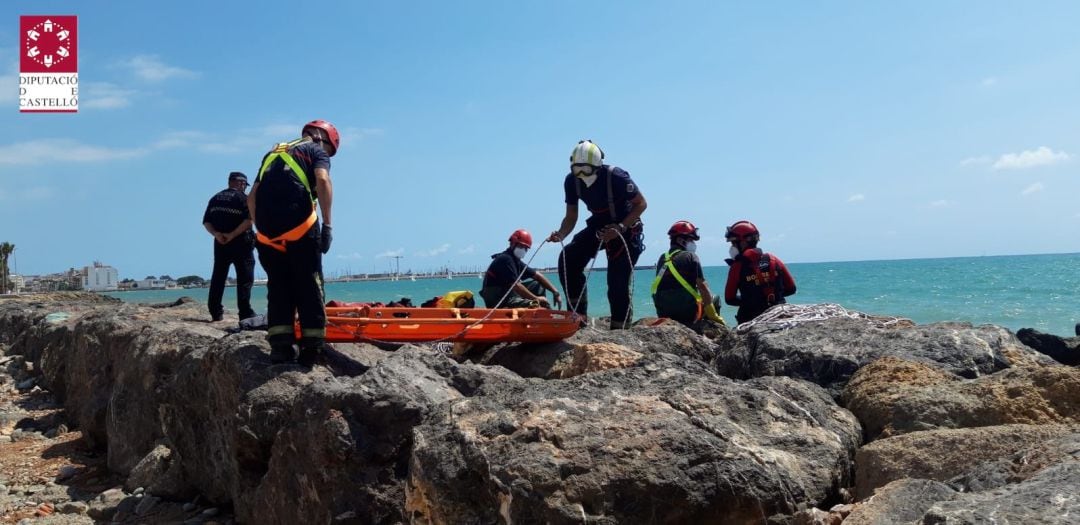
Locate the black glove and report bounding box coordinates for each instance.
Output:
[320,224,333,254]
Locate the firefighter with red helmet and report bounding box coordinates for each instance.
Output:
[651,221,724,328]
[724,220,797,324]
[480,229,562,309]
[248,120,340,366]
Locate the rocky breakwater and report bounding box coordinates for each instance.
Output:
[715,304,1079,523]
[0,296,1074,524]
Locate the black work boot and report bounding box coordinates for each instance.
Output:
[297,338,325,368]
[269,342,298,364]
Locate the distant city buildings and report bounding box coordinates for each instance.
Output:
[12,262,213,293]
[9,274,24,294]
[16,268,83,293]
[82,262,119,292]
[13,262,180,293]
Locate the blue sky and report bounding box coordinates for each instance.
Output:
[2,1,1079,279]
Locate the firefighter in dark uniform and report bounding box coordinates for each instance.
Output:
[547,140,647,329]
[480,229,562,309]
[724,220,797,324]
[248,120,339,366]
[651,220,724,329]
[202,172,256,322]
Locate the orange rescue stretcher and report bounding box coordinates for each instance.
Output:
[318,305,583,344]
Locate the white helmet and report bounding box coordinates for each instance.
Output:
[570,140,604,166]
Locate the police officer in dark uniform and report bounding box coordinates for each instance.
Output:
[202,171,256,322]
[480,229,561,309]
[651,220,722,329]
[547,140,647,329]
[249,120,338,366]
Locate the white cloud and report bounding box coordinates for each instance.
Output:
[151,131,212,150]
[0,60,16,104]
[335,252,364,260]
[847,194,865,203]
[960,156,992,167]
[82,82,137,110]
[0,122,379,166]
[376,249,405,258]
[0,139,146,165]
[150,124,305,154]
[342,127,384,140]
[121,55,198,82]
[457,244,475,255]
[416,243,451,257]
[1021,182,1044,196]
[993,147,1070,171]
[981,77,998,87]
[930,199,949,207]
[0,186,53,201]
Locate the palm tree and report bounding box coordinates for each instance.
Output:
[0,242,13,294]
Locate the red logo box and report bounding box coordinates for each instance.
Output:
[20,16,77,74]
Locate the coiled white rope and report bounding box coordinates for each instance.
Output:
[734,303,912,334]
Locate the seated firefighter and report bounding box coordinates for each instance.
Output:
[651,220,724,328]
[479,229,562,309]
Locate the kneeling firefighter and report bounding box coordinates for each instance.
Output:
[249,119,339,366]
[651,220,724,328]
[479,229,562,309]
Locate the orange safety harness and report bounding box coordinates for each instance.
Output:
[254,138,318,253]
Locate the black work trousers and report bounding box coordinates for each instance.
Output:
[257,234,325,346]
[653,288,700,329]
[557,224,643,328]
[481,280,545,308]
[208,237,256,319]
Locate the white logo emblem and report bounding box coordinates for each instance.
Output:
[24,19,71,69]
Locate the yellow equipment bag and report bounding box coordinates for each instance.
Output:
[436,290,475,308]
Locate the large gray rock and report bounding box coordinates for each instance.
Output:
[843,479,957,525]
[407,354,861,524]
[158,335,323,507]
[480,321,720,379]
[948,432,1080,493]
[243,347,519,525]
[843,357,1080,441]
[716,314,1054,397]
[1017,328,1080,366]
[920,461,1080,524]
[854,424,1076,499]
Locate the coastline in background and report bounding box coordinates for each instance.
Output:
[103,253,1080,336]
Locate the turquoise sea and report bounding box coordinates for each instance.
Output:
[106,253,1080,336]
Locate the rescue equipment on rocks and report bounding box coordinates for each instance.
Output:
[735,303,912,333]
[315,305,582,343]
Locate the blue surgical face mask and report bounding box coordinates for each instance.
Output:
[729,245,740,259]
[513,247,527,259]
[684,240,697,253]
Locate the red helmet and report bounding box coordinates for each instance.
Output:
[302,120,340,156]
[726,220,760,244]
[509,229,533,249]
[667,220,700,240]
